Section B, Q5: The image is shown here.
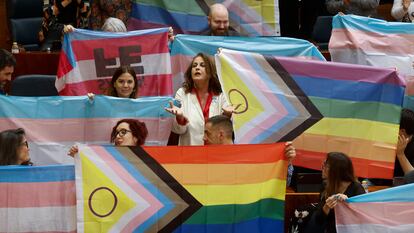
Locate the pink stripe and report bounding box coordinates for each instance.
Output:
[275,56,404,86]
[71,33,169,60]
[330,28,414,56]
[57,50,72,77]
[9,231,77,233]
[336,202,414,226]
[90,146,163,232]
[171,54,193,77]
[58,74,173,96]
[230,53,287,143]
[0,181,75,208]
[0,118,171,143]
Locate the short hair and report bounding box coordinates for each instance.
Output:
[0,128,26,165]
[400,108,414,135]
[101,17,127,32]
[206,115,233,139]
[107,66,139,98]
[0,49,16,70]
[110,119,148,146]
[183,53,222,94]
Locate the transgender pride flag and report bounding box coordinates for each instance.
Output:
[329,14,414,110]
[336,184,414,233]
[56,28,172,97]
[0,165,76,233]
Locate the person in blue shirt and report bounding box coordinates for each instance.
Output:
[0,49,16,95]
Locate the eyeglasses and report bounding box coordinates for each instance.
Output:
[116,129,132,137]
[21,141,29,148]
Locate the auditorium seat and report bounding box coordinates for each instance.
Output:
[11,75,58,96]
[311,16,333,51]
[7,0,43,51]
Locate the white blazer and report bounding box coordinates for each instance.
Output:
[172,88,228,145]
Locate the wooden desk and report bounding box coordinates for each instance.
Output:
[13,51,60,77]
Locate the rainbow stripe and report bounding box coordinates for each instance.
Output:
[146,144,287,232]
[329,14,414,111]
[336,184,414,233]
[215,49,405,179]
[129,0,280,36]
[0,165,76,233]
[76,144,287,232]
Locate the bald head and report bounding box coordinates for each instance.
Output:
[208,3,230,36]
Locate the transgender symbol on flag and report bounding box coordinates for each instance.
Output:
[216,49,323,144]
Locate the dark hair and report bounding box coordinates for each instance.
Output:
[0,49,16,70]
[400,108,414,135]
[322,152,357,199]
[110,119,148,146]
[206,115,233,139]
[183,53,222,94]
[107,66,139,98]
[0,128,30,165]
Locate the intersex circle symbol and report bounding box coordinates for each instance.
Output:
[88,187,118,218]
[228,89,249,114]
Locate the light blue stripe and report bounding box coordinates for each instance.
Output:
[332,14,414,35]
[105,146,173,232]
[130,3,208,32]
[69,27,169,41]
[242,54,300,143]
[0,165,74,182]
[171,34,325,61]
[347,183,414,203]
[0,95,173,119]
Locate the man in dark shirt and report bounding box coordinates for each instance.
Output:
[0,49,16,95]
[200,3,240,36]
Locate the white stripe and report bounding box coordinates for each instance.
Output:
[0,206,76,232]
[63,53,171,84]
[337,224,414,233]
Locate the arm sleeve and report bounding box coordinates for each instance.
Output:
[171,89,189,135]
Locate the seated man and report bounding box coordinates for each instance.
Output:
[201,3,240,36]
[0,49,16,95]
[203,115,296,184]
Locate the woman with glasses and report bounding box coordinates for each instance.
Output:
[306,152,365,233]
[68,119,148,156]
[0,128,32,165]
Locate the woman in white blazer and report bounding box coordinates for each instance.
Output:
[165,53,232,145]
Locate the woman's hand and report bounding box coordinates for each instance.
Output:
[397,131,412,157]
[67,145,78,157]
[323,194,348,215]
[165,101,188,124]
[63,25,75,33]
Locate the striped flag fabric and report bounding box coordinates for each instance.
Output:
[215,49,406,179]
[76,143,287,232]
[336,183,414,233]
[128,0,280,36]
[0,165,76,233]
[171,34,325,91]
[0,95,173,165]
[329,14,414,110]
[56,28,172,97]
